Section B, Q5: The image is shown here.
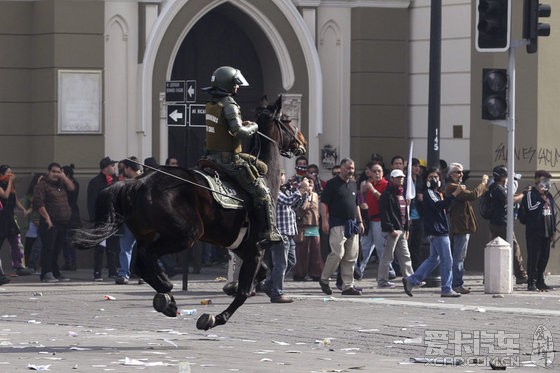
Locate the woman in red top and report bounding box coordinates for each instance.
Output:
[356,162,389,279]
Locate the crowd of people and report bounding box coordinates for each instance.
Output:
[266,153,556,300]
[0,154,555,297]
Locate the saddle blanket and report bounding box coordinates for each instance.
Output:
[192,169,244,210]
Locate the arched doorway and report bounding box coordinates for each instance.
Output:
[141,0,320,166]
[168,3,278,168]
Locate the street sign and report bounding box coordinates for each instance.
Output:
[167,104,187,126]
[165,80,185,103]
[186,80,197,103]
[189,104,206,127]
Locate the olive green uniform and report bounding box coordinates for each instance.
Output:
[205,95,282,244]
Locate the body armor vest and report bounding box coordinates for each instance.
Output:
[205,100,242,154]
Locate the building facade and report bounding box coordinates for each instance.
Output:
[1,0,559,271]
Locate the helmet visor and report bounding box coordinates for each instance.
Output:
[233,70,249,87]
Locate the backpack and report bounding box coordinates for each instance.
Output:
[479,190,492,220]
[517,191,529,225]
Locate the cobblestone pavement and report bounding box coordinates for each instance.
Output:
[0,267,558,372]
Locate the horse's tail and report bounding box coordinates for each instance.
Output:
[73,181,133,249]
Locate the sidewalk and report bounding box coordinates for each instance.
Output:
[0,267,558,372]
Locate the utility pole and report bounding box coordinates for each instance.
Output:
[427,0,441,170]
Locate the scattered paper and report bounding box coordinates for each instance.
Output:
[27,364,51,371]
[103,295,116,301]
[121,357,169,367]
[163,338,178,347]
[69,346,91,351]
[272,340,289,346]
[315,338,332,347]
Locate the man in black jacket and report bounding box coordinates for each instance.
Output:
[488,165,528,284]
[520,170,555,291]
[87,156,119,281]
[377,169,414,288]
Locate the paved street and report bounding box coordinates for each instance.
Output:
[0,267,558,372]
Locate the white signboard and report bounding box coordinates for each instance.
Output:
[58,70,102,134]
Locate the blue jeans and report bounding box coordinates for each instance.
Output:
[407,235,453,293]
[451,233,470,288]
[266,236,290,298]
[286,236,296,275]
[358,221,394,277]
[118,224,136,278]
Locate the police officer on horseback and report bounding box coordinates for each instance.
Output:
[203,66,282,247]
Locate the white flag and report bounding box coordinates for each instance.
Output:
[406,141,416,200]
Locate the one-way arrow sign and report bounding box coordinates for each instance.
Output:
[186,80,196,103]
[167,104,187,126]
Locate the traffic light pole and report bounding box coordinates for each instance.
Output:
[506,39,528,248]
[506,41,516,247]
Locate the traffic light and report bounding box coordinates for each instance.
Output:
[482,69,508,120]
[523,0,551,54]
[476,0,511,52]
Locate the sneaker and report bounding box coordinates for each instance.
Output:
[42,272,59,283]
[57,274,70,282]
[115,277,129,285]
[453,286,471,294]
[93,276,103,282]
[377,281,396,289]
[388,272,397,280]
[516,276,528,285]
[0,275,10,286]
[319,279,333,295]
[441,290,461,298]
[270,295,294,303]
[527,283,538,291]
[15,267,34,276]
[402,278,414,297]
[341,287,362,295]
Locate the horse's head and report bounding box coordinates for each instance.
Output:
[255,95,307,158]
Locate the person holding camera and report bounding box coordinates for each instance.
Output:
[519,170,555,291]
[33,162,75,283]
[445,162,489,294]
[403,167,464,297]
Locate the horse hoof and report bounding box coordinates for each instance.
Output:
[222,282,238,297]
[196,313,215,330]
[153,293,172,313]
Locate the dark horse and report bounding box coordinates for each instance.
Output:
[73,96,306,330]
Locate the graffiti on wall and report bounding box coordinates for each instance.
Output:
[494,142,560,168]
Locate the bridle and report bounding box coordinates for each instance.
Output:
[255,108,305,158]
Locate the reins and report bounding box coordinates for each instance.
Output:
[125,158,244,202]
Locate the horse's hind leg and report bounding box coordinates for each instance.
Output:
[133,242,177,318]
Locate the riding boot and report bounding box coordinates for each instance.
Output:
[256,201,283,247]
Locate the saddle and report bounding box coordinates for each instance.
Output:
[194,160,245,210]
[195,160,251,249]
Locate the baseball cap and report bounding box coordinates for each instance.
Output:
[390,169,405,178]
[99,156,117,169]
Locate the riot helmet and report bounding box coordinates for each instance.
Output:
[210,66,249,94]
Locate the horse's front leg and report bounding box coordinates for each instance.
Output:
[196,249,261,330]
[133,242,177,318]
